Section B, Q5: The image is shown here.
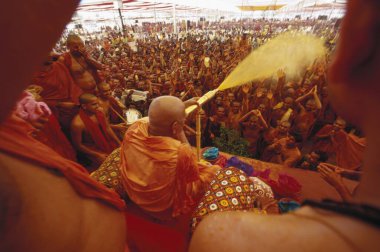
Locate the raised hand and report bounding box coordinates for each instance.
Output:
[317,163,343,188]
[78,47,89,58]
[184,97,200,108]
[251,109,261,117]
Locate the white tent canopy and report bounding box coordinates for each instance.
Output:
[70,0,346,31]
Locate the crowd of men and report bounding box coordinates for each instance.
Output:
[25,18,363,177]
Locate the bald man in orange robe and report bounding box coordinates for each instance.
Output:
[120,96,220,220]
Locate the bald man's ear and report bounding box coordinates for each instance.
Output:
[329,0,380,86]
[171,121,180,136]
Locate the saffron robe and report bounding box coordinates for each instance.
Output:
[120,118,218,218]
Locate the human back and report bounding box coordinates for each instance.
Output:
[190,207,380,252]
[0,152,126,252]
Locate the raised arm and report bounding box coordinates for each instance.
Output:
[275,69,286,100]
[295,86,315,110]
[318,164,353,202]
[257,110,269,129]
[238,110,254,123]
[105,117,121,145]
[311,87,322,110]
[80,48,103,70]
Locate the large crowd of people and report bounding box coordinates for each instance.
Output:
[2,0,379,250]
[30,18,364,177]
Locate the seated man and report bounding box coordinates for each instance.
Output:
[97,82,127,138]
[119,96,220,220]
[71,93,120,169]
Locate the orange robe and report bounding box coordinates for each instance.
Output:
[31,61,82,131]
[314,125,365,170]
[0,114,125,210]
[120,118,218,218]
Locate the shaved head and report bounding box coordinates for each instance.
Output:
[148,96,186,137]
[66,34,83,46]
[98,82,110,89]
[79,93,97,105]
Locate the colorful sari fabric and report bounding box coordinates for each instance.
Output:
[191,167,268,232]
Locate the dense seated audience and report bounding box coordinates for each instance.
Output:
[36,18,363,173]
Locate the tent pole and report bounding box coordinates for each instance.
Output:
[173,3,177,34]
[118,8,125,32]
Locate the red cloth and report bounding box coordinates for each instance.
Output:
[79,109,118,154]
[0,114,125,211]
[35,114,77,161]
[125,211,188,252]
[313,124,336,153]
[31,61,82,104]
[334,133,366,170]
[252,169,302,201]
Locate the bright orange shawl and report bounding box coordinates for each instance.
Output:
[0,114,125,211]
[120,118,202,217]
[314,125,365,170]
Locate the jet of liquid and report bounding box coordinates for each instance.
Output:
[218,32,326,90]
[186,32,326,115]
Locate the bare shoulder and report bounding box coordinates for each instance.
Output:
[0,152,126,252]
[71,114,84,129]
[189,207,375,252]
[58,55,65,63]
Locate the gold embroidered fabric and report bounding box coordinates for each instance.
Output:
[90,148,126,198]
